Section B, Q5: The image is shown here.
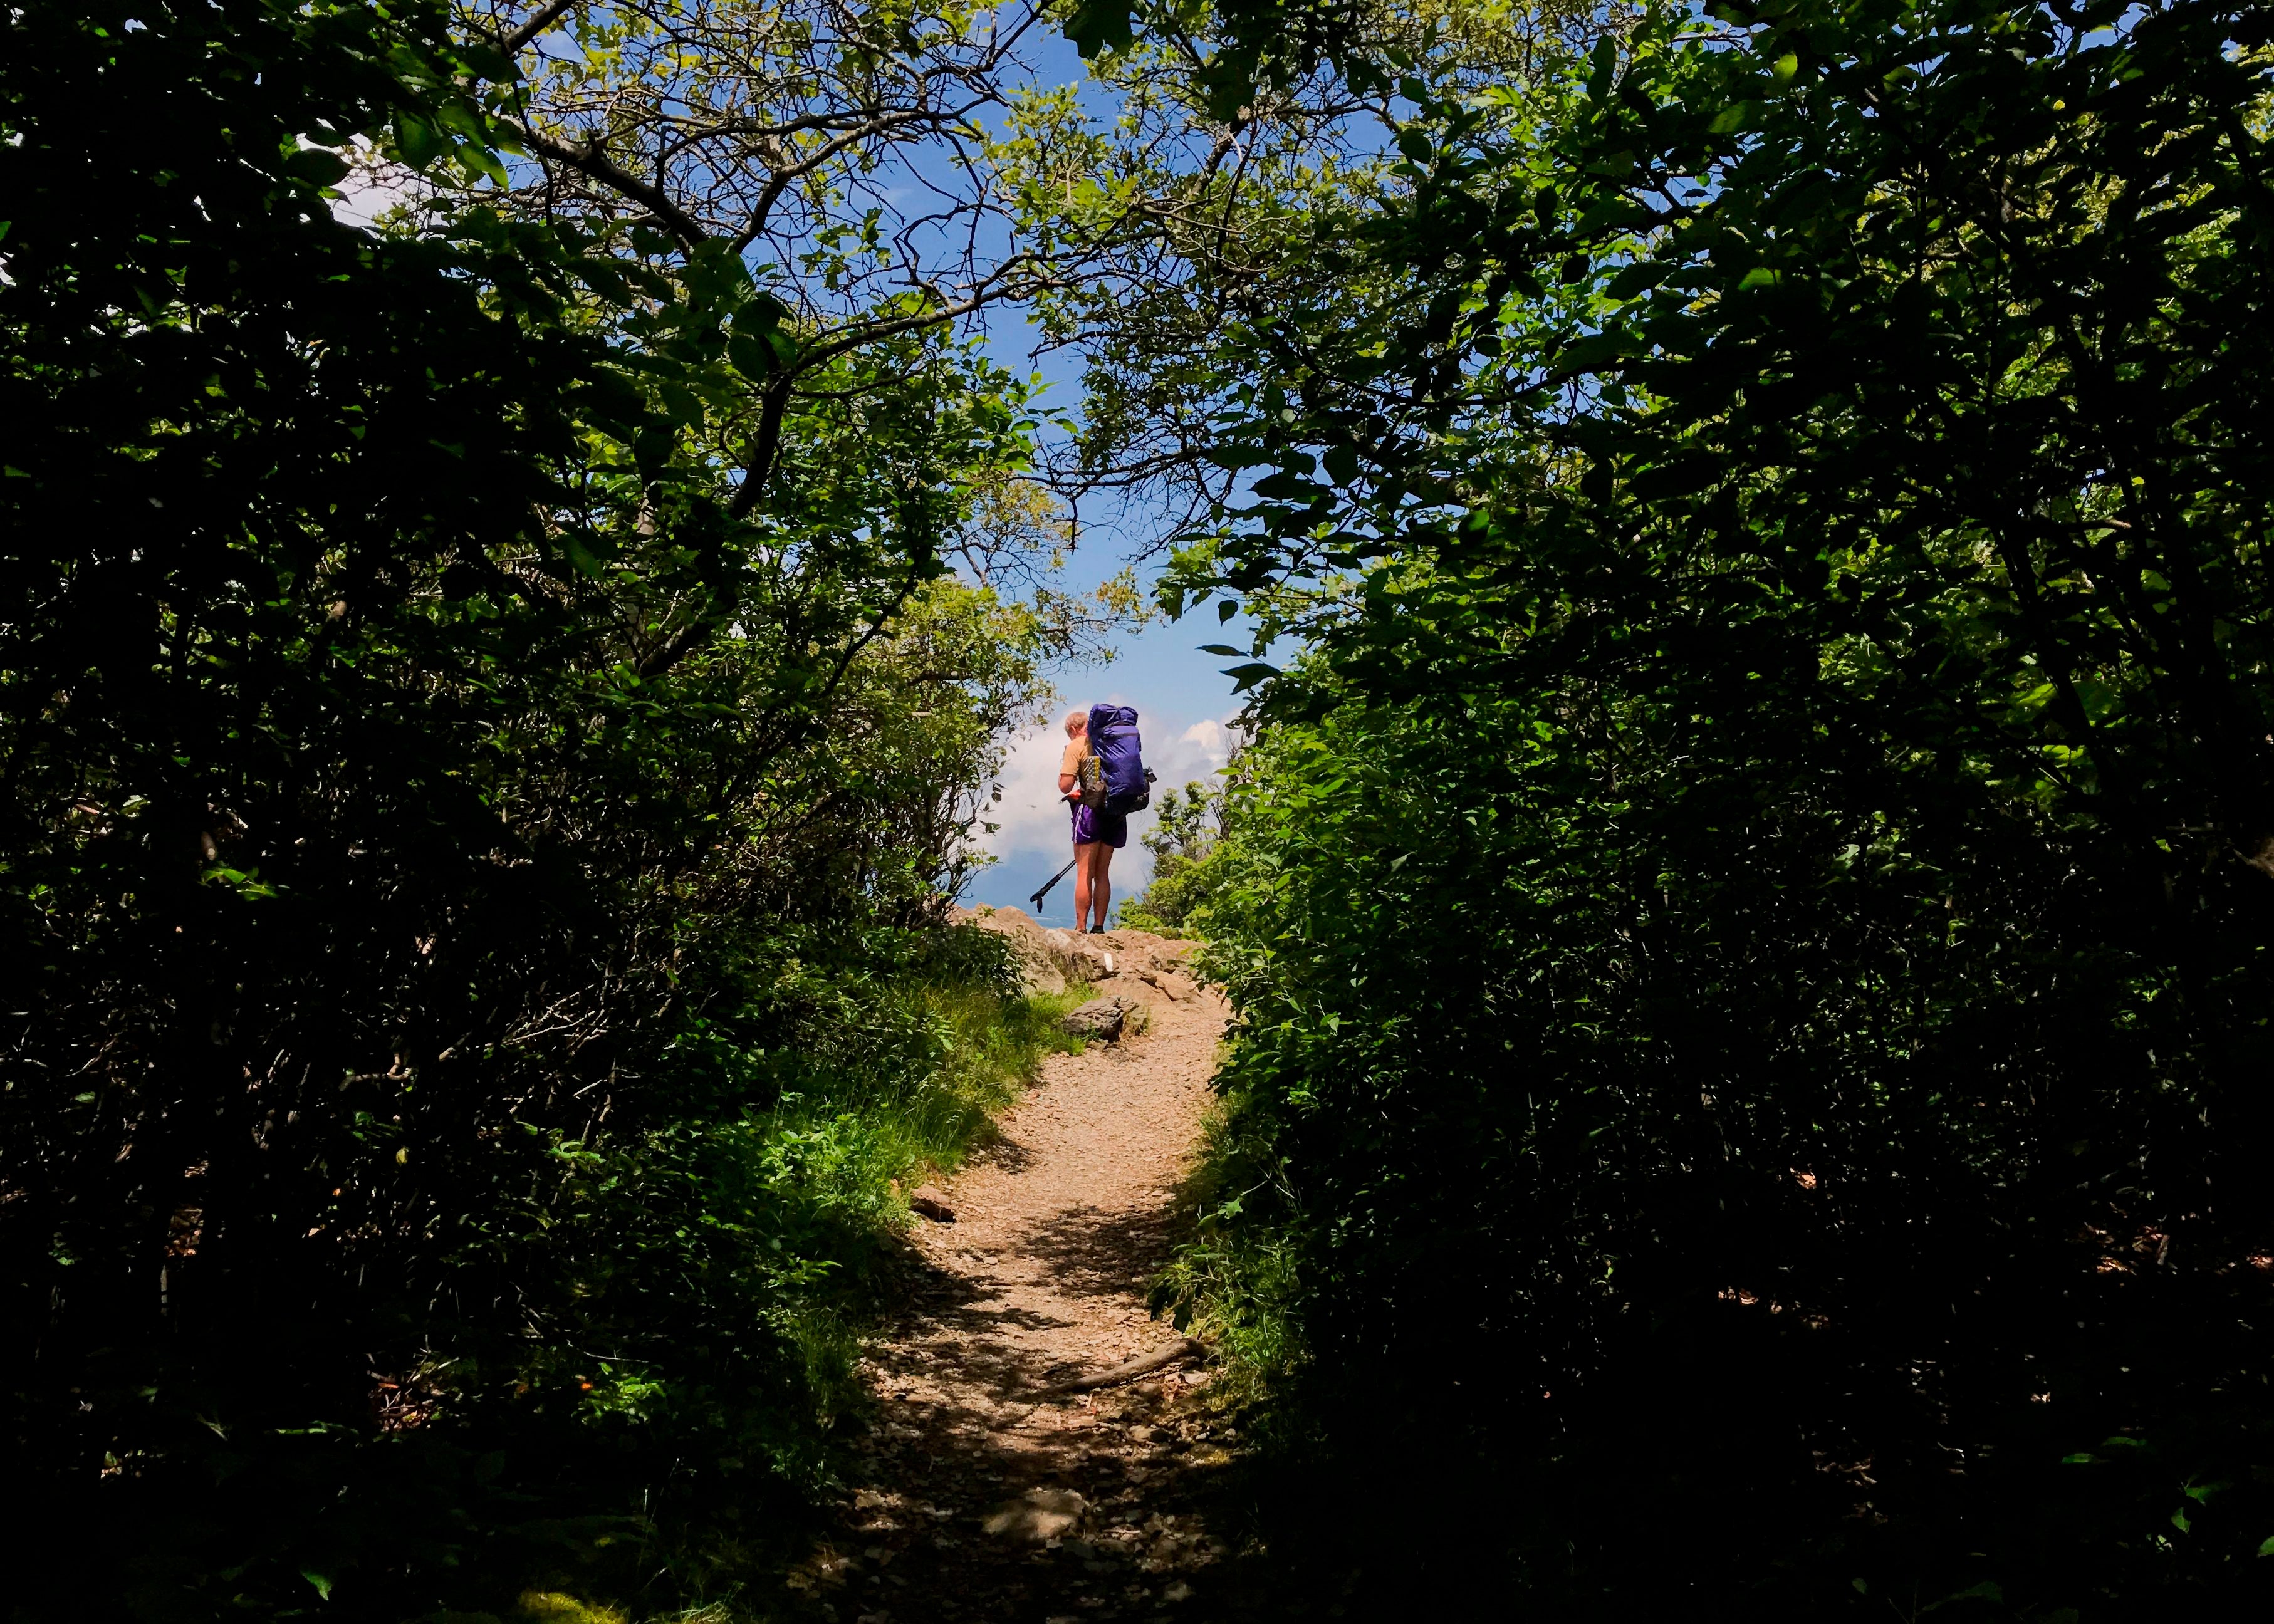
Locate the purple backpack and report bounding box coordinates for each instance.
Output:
[1087,704,1153,815]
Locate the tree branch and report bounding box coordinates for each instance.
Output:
[498,0,581,56]
[513,122,709,249]
[725,377,795,522]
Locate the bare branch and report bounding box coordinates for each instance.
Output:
[513,122,710,249]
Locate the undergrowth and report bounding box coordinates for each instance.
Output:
[13,927,1086,1624]
[1150,1089,1304,1416]
[444,933,1090,1624]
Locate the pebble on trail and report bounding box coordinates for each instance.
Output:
[908,1184,956,1223]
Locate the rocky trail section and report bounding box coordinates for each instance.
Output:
[785,913,1248,1624]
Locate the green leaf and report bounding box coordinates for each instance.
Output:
[1251,470,1318,501]
[683,239,755,308]
[1557,329,1641,371]
[1587,36,1617,101]
[458,142,511,188]
[1061,0,1133,60]
[302,1570,333,1602]
[727,331,779,380]
[433,98,488,142]
[1605,260,1667,301]
[393,111,447,170]
[1924,1581,2002,1608]
[728,308,801,375]
[563,534,610,578]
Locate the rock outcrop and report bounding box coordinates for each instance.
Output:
[952,903,1080,995]
[951,905,1202,1005]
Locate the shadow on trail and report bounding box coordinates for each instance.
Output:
[762,990,1368,1624]
[1016,1201,1188,1315]
[773,1238,1234,1624]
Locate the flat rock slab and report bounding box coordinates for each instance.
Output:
[948,907,1202,1002]
[981,1486,1088,1542]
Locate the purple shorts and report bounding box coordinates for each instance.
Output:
[1072,802,1127,848]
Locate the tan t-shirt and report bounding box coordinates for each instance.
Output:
[1060,737,1088,781]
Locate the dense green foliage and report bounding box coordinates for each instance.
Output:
[1114,779,1228,932]
[1150,0,2274,1611]
[16,0,2274,1616]
[1,3,1087,1616]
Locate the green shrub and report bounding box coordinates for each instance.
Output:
[1116,779,1231,934]
[0,4,1074,1616]
[1159,0,2274,1612]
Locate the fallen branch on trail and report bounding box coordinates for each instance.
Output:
[1040,1338,1206,1397]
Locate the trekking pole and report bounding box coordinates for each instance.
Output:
[1028,855,1078,913]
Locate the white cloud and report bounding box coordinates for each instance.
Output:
[1149,717,1238,804]
[326,140,412,230]
[981,713,1085,858]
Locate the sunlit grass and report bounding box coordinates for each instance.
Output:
[519,1592,630,1624]
[750,982,1090,1223]
[588,969,1093,1616]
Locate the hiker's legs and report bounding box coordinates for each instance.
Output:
[1085,841,1114,930]
[1072,840,1096,926]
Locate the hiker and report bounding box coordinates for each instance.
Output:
[1058,709,1126,933]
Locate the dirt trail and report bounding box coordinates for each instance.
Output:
[792,937,1241,1624]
